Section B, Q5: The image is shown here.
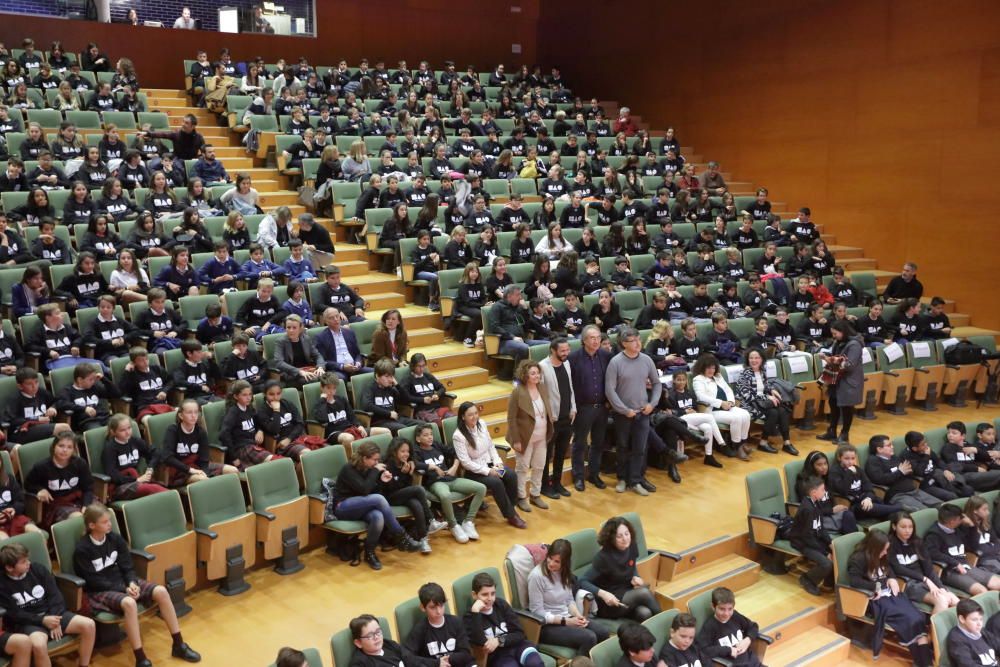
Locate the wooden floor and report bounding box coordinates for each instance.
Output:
[62,402,1000,666]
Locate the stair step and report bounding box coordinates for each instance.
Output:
[415,344,487,373]
[725,575,835,642]
[761,627,850,666]
[654,555,761,610]
[366,306,442,332]
[828,245,865,260]
[953,326,1000,340]
[362,292,406,310]
[258,192,300,207]
[436,366,491,392]
[840,257,878,271]
[146,88,187,98]
[409,327,446,347]
[334,246,368,262]
[920,296,956,312]
[451,381,515,416]
[335,260,372,278]
[950,313,972,327]
[349,274,406,295]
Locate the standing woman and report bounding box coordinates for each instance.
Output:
[692,353,753,460]
[584,516,662,622]
[817,319,864,446]
[368,309,409,367]
[847,529,933,665]
[527,539,610,657]
[452,401,527,529]
[734,348,798,455]
[506,360,553,513]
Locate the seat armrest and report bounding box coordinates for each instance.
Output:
[254,509,277,521]
[194,527,218,540]
[130,548,155,561]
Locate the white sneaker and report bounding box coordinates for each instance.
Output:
[451,524,469,543]
[616,480,627,493]
[463,338,475,347]
[461,520,480,541]
[428,519,448,535]
[420,538,432,554]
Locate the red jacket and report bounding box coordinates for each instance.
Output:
[613,116,638,137]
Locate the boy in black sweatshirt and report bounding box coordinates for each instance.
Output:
[56,362,120,431]
[0,542,95,663]
[921,296,953,340]
[706,313,742,364]
[73,504,200,666]
[686,279,716,320]
[404,582,475,667]
[941,421,1000,491]
[790,476,834,596]
[901,430,972,501]
[463,571,544,667]
[118,348,173,419]
[26,303,94,373]
[864,435,941,512]
[219,333,268,393]
[350,614,436,667]
[362,360,421,435]
[134,288,187,353]
[312,268,366,322]
[925,503,1000,595]
[4,367,72,445]
[695,587,763,666]
[84,294,142,364]
[946,599,1000,667]
[172,340,221,405]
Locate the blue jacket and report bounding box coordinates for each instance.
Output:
[282,256,316,282]
[281,298,315,326]
[313,326,363,372]
[154,265,201,296]
[11,283,50,320]
[198,256,242,294]
[238,259,286,288]
[193,158,229,183]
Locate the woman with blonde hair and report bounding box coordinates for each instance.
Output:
[506,359,553,513]
[342,139,372,182]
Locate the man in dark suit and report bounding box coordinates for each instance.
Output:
[313,307,372,381]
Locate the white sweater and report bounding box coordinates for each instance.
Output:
[693,373,736,409]
[452,420,503,476]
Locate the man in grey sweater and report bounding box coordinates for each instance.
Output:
[605,328,661,496]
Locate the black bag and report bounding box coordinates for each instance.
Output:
[770,512,795,540]
[944,341,988,365]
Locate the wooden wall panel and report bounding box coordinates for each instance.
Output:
[0,0,539,89]
[539,0,1000,330]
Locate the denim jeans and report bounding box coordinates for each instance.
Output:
[334,494,403,550]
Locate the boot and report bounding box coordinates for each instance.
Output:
[668,464,681,483]
[364,548,383,570]
[816,429,837,442]
[394,531,423,553]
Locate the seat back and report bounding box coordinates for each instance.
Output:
[931,606,958,667]
[4,530,51,569]
[330,616,392,667]
[393,596,442,652]
[621,511,651,556]
[564,528,599,580]
[267,647,323,667]
[906,341,939,369]
[122,489,188,551]
[746,468,787,517]
[16,439,58,486]
[832,531,865,587]
[642,609,681,656]
[686,590,714,633]
[781,353,818,384]
[300,444,347,498]
[589,636,623,667]
[245,458,301,512]
[188,473,248,531]
[876,343,910,373]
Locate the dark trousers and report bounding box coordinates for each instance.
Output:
[614,413,650,486]
[455,305,483,341]
[762,404,791,439]
[543,418,573,489]
[466,467,519,518]
[485,640,545,667]
[826,390,854,437]
[571,403,608,481]
[538,621,610,657]
[387,486,430,538]
[852,499,903,521]
[801,546,834,587]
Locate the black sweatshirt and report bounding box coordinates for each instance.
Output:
[171,359,220,401]
[0,475,26,517]
[695,610,760,662]
[219,404,259,458]
[56,375,119,430]
[827,464,877,504]
[73,531,139,593]
[946,625,1000,667]
[118,365,173,412]
[924,522,971,571]
[463,598,527,647]
[313,395,359,440]
[887,535,942,587]
[101,436,156,486]
[256,398,304,442]
[363,384,405,422]
[84,315,140,360]
[400,372,447,410]
[349,639,436,667]
[404,614,473,664]
[331,464,381,505]
[789,497,832,553]
[26,322,81,358]
[160,422,210,474]
[24,457,94,505]
[4,389,56,433]
[865,454,920,502]
[0,563,66,627]
[134,306,186,338]
[219,349,266,386]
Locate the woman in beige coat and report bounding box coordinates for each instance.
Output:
[506,359,554,512]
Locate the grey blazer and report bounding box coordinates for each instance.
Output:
[832,336,865,405]
[272,333,326,380]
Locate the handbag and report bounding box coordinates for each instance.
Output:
[297,185,316,211]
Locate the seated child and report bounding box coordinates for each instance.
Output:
[463,571,544,667]
[195,303,234,347]
[404,582,475,667]
[695,587,763,666]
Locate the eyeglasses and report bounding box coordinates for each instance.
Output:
[359,628,383,640]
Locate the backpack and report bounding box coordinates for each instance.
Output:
[944,341,987,366]
[770,512,795,540]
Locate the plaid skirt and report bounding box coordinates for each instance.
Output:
[88,579,158,614]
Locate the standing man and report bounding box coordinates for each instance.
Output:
[605,328,661,496]
[568,325,613,492]
[141,114,205,171]
[173,7,196,29]
[539,337,574,500]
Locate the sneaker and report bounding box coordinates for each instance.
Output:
[615,480,627,493]
[450,524,469,543]
[428,519,448,535]
[420,538,432,554]
[429,302,441,312]
[463,338,475,347]
[461,520,480,540]
[631,484,649,496]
